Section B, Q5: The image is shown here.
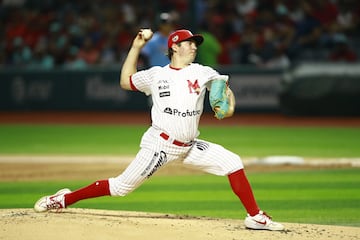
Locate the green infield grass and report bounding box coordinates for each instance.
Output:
[0,124,360,157]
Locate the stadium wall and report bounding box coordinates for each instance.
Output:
[1,64,359,115]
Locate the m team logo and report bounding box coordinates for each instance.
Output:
[187,80,200,95]
[164,107,201,117]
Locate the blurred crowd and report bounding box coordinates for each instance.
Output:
[1,0,359,69]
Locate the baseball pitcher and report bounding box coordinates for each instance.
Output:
[34,29,284,231]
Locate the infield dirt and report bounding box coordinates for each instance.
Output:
[2,207,359,240]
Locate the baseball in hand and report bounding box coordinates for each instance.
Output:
[141,29,153,40]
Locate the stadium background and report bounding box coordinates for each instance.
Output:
[1,0,360,115]
[0,0,360,240]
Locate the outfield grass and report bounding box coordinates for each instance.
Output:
[0,169,359,226]
[1,124,360,157]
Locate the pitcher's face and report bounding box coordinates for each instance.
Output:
[177,40,198,64]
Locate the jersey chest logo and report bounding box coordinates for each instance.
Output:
[187,80,200,95]
[157,79,170,98]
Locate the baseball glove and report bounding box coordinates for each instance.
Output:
[209,78,230,120]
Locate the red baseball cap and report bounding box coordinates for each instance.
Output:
[167,29,204,49]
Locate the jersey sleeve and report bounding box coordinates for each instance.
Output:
[131,66,161,96]
[199,65,229,90]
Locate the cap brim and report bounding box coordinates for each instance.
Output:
[188,35,204,46]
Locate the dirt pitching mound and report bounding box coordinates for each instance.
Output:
[1,208,359,240]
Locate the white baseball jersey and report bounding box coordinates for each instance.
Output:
[131,63,228,142]
[108,63,243,197]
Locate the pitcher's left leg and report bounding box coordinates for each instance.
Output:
[184,140,284,231]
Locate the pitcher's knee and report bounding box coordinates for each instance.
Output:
[108,177,138,197]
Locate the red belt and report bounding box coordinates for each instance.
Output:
[160,132,193,147]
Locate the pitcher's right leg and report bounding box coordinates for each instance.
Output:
[109,148,168,196]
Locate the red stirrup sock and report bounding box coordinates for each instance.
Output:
[64,180,111,207]
[228,169,260,216]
